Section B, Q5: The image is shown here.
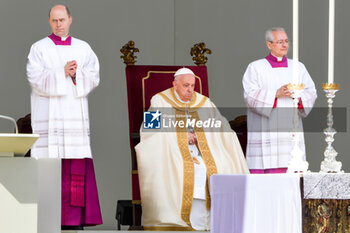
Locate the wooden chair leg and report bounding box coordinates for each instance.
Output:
[129,204,143,230]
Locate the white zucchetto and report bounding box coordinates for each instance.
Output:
[174,67,195,77]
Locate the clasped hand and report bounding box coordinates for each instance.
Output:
[188,131,197,145]
[65,60,77,78]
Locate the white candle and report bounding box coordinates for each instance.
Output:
[292,0,299,84]
[328,0,335,84]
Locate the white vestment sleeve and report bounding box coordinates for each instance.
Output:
[243,63,276,118]
[206,101,249,174]
[298,63,317,117]
[75,45,100,97]
[26,44,67,97]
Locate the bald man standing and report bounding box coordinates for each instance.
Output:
[26,5,102,229]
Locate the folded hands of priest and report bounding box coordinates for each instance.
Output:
[65,60,77,78]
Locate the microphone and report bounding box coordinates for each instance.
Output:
[0,114,19,134]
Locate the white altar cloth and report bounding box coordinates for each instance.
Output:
[303,172,350,199]
[210,174,302,233]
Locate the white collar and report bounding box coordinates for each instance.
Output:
[271,53,283,62]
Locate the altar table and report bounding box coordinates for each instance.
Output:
[210,174,302,233]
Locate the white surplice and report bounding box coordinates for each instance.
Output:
[26,37,100,158]
[242,58,317,169]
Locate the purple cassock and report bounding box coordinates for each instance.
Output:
[48,33,103,227]
[61,159,102,226]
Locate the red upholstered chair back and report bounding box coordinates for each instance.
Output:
[125,65,209,148]
[124,65,209,227]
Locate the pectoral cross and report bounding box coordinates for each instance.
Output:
[193,157,200,165]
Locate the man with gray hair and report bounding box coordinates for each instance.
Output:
[242,27,317,174]
[136,67,249,230]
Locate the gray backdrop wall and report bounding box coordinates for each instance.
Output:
[0,0,348,230]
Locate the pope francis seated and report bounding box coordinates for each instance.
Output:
[135,68,249,231]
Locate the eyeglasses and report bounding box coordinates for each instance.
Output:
[270,40,289,45]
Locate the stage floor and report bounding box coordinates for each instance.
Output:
[62,231,208,233]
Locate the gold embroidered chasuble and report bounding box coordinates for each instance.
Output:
[135,88,249,230]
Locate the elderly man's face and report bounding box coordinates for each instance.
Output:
[173,74,195,102]
[48,5,72,37]
[266,30,289,57]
